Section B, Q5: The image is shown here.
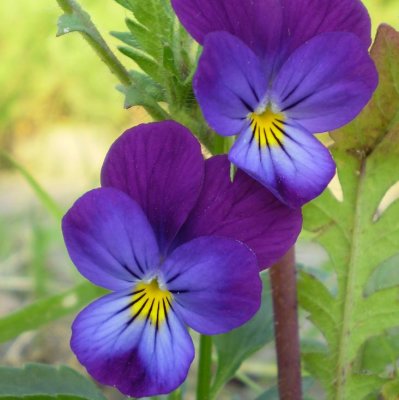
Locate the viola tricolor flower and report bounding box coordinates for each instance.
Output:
[172,0,378,208]
[62,121,301,397]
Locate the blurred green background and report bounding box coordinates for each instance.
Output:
[0,1,398,399]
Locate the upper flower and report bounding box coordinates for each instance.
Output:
[62,121,302,397]
[172,0,378,208]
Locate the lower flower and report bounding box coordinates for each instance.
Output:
[62,121,301,397]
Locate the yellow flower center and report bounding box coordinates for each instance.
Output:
[131,279,173,328]
[250,108,286,147]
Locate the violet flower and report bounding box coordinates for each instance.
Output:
[62,121,301,397]
[172,0,378,207]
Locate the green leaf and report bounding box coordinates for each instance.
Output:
[125,17,163,60]
[112,0,135,12]
[299,25,399,400]
[358,331,399,374]
[331,24,399,152]
[0,282,106,343]
[0,363,106,400]
[364,252,399,295]
[110,30,139,48]
[211,272,274,397]
[118,46,163,84]
[122,0,173,39]
[0,151,62,220]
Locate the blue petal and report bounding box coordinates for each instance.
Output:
[71,289,194,397]
[160,236,261,335]
[229,120,336,208]
[194,32,267,136]
[62,188,160,290]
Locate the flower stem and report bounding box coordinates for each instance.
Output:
[55,0,170,121]
[270,246,302,400]
[196,335,213,400]
[56,0,132,86]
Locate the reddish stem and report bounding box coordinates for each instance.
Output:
[270,246,302,400]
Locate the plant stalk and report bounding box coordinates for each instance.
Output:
[55,0,169,121]
[270,246,302,400]
[196,335,213,400]
[56,0,132,86]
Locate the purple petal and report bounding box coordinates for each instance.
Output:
[71,290,194,397]
[101,121,204,254]
[176,155,302,269]
[280,0,371,53]
[272,32,378,133]
[171,0,282,57]
[229,121,336,208]
[62,188,160,290]
[194,32,267,136]
[172,0,371,60]
[161,237,262,335]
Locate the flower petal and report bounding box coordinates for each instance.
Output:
[101,121,204,254]
[161,236,262,335]
[62,188,160,290]
[176,155,302,269]
[171,0,282,55]
[272,32,378,133]
[71,290,194,398]
[194,32,267,136]
[229,121,336,208]
[172,0,371,58]
[280,0,371,53]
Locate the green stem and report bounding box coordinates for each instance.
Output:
[56,0,131,86]
[55,0,170,121]
[197,335,213,400]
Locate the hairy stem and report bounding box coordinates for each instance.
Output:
[197,335,213,400]
[55,0,170,121]
[270,247,302,400]
[56,0,131,86]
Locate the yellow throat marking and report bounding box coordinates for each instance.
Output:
[250,108,285,147]
[131,279,173,328]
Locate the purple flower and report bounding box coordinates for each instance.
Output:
[62,121,301,397]
[172,0,378,208]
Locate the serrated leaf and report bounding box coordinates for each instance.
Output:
[117,72,166,110]
[57,13,89,37]
[211,273,274,397]
[297,270,338,345]
[118,46,163,84]
[0,364,105,400]
[125,17,163,59]
[299,25,399,400]
[331,24,399,152]
[365,252,399,295]
[0,282,106,343]
[125,0,173,39]
[112,0,135,12]
[110,30,139,48]
[359,331,399,374]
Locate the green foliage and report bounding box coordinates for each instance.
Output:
[0,282,106,344]
[299,25,399,400]
[0,151,62,220]
[0,364,106,400]
[111,0,214,146]
[211,273,274,397]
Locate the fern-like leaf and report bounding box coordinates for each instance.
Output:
[299,25,399,400]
